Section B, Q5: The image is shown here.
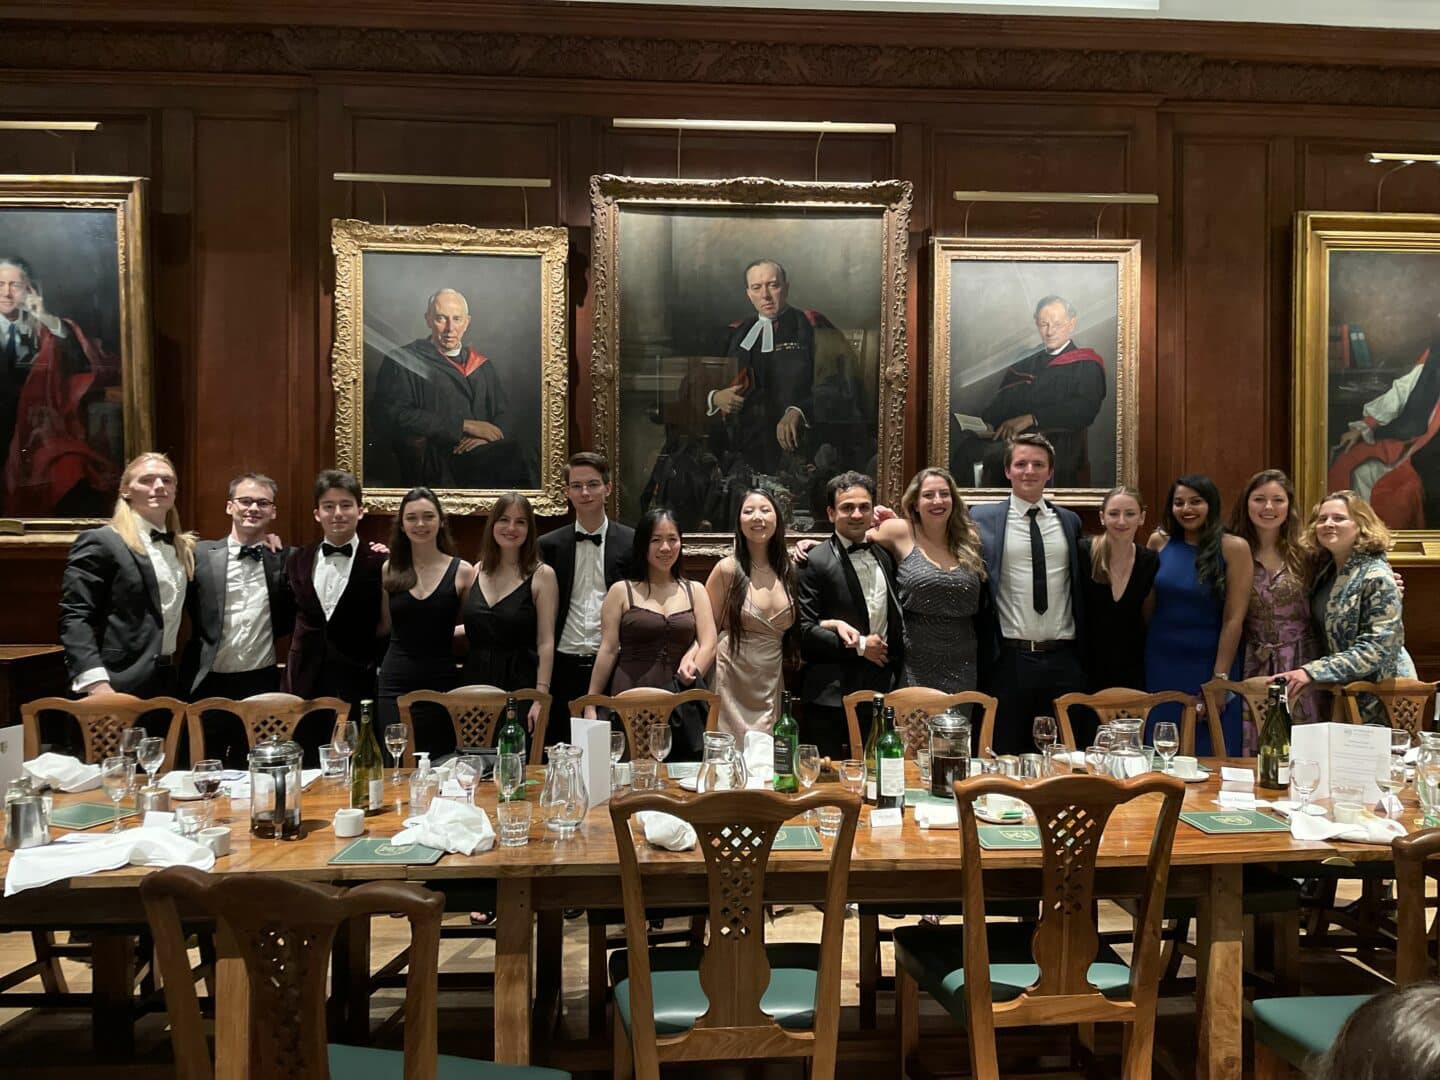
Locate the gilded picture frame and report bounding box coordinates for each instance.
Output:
[331,219,569,516]
[929,236,1140,509]
[589,174,912,555]
[0,175,153,540]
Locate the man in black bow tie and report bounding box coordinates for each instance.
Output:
[180,474,297,761]
[796,471,904,759]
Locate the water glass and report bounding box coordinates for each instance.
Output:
[817,805,844,838]
[409,771,439,816]
[192,758,223,829]
[175,805,204,840]
[318,744,344,778]
[631,760,660,791]
[1019,753,1043,780]
[497,799,532,847]
[916,750,932,788]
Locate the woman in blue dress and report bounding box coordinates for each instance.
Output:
[1144,474,1253,754]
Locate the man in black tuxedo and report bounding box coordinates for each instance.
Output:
[59,451,193,700]
[538,451,634,746]
[181,473,296,766]
[969,433,1090,755]
[797,471,904,760]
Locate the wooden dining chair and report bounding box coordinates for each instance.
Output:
[1253,827,1440,1078]
[569,688,719,760]
[608,787,860,1080]
[139,866,569,1079]
[1056,687,1212,755]
[184,693,348,764]
[1335,677,1438,737]
[841,687,999,759]
[895,771,1186,1080]
[397,687,552,761]
[22,692,186,772]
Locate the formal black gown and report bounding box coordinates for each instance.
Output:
[1078,537,1159,693]
[378,557,461,755]
[462,574,539,691]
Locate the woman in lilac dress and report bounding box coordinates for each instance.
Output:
[1228,469,1322,745]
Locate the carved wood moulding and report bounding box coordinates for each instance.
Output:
[4,23,1440,109]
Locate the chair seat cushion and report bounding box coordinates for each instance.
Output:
[610,943,821,1036]
[1252,995,1371,1068]
[327,1043,570,1078]
[893,922,1131,1020]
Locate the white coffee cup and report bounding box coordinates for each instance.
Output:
[1170,755,1201,778]
[198,826,231,857]
[334,808,365,838]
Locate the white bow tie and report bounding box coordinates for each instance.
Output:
[738,315,775,354]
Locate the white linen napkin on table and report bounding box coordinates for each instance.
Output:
[392,798,494,855]
[4,826,214,896]
[634,810,697,851]
[22,753,100,793]
[743,731,774,787]
[914,801,958,829]
[1290,812,1406,846]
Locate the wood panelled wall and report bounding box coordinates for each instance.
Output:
[3,2,1440,671]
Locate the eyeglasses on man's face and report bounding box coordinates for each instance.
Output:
[567,480,605,493]
[232,497,275,509]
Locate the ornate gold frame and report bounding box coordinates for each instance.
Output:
[0,175,153,541]
[331,219,569,516]
[589,174,912,554]
[928,236,1140,509]
[1293,211,1440,563]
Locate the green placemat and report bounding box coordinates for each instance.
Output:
[328,838,446,866]
[50,802,137,830]
[1180,810,1289,835]
[666,763,700,779]
[976,824,1042,850]
[773,825,822,851]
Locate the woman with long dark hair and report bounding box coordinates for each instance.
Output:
[1080,485,1159,693]
[461,491,557,732]
[704,489,797,739]
[377,487,473,752]
[1144,474,1253,753]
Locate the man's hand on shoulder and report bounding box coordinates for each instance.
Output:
[794,537,821,564]
[367,540,389,557]
[263,533,284,552]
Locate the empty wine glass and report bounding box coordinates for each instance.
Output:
[1290,757,1322,816]
[119,725,144,766]
[1375,754,1406,819]
[331,718,357,800]
[838,759,866,829]
[796,743,822,823]
[1152,721,1180,775]
[498,752,525,803]
[648,722,672,771]
[384,723,408,788]
[191,758,223,829]
[136,736,165,790]
[1032,715,1058,761]
[100,755,135,834]
[1084,744,1108,776]
[610,730,626,764]
[453,755,482,807]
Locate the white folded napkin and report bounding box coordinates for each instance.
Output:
[23,753,101,793]
[393,798,494,855]
[914,801,958,829]
[743,731,774,788]
[223,769,323,800]
[1054,750,1088,768]
[1290,811,1406,845]
[4,826,214,896]
[635,810,697,851]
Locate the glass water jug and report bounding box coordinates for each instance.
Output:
[539,743,589,836]
[695,731,749,792]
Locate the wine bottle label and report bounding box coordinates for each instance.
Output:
[865,779,877,801]
[1278,763,1289,786]
[369,778,383,807]
[879,756,903,797]
[774,742,794,776]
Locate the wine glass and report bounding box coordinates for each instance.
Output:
[100,755,135,834]
[498,752,525,803]
[1290,757,1322,816]
[453,755,482,807]
[796,743,822,824]
[136,736,165,790]
[1084,744,1108,776]
[837,759,866,828]
[648,722,672,774]
[610,730,626,764]
[1375,754,1406,819]
[1152,721,1180,775]
[331,718,357,801]
[384,723,408,788]
[119,725,144,766]
[191,758,223,829]
[1032,715,1058,762]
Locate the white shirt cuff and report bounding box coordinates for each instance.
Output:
[73,667,109,694]
[1348,419,1376,444]
[783,405,808,425]
[706,390,720,417]
[856,637,866,657]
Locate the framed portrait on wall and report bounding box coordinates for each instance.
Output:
[330,220,569,515]
[0,175,152,535]
[929,237,1140,508]
[1295,211,1440,562]
[589,175,911,550]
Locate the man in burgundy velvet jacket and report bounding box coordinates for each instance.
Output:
[280,470,386,719]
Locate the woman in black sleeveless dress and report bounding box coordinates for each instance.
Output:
[461,492,557,733]
[1079,486,1159,692]
[378,488,474,757]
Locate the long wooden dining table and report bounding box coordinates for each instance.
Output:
[0,758,1418,1079]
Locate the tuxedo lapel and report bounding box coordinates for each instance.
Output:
[555,531,577,606]
[204,543,228,636]
[831,536,870,635]
[128,540,162,616]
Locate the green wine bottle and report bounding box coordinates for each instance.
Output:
[497,695,526,760]
[351,700,386,815]
[773,691,799,793]
[876,704,905,811]
[863,691,885,804]
[1257,680,1292,791]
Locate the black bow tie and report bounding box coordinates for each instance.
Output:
[321,542,352,559]
[845,541,872,554]
[150,529,175,545]
[577,531,603,547]
[237,544,266,562]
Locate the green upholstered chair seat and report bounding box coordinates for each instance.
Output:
[1252,994,1370,1068]
[893,922,1132,1020]
[327,1043,570,1078]
[610,943,821,1036]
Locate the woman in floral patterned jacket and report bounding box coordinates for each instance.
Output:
[1277,489,1415,724]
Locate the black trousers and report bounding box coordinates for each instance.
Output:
[190,666,282,768]
[799,704,855,762]
[546,651,596,748]
[987,642,1089,756]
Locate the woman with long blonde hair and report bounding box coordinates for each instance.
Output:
[58,451,195,697]
[1079,485,1158,693]
[870,467,985,692]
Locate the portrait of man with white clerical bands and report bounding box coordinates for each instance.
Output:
[330,221,569,516]
[589,176,911,539]
[0,176,153,530]
[930,237,1140,507]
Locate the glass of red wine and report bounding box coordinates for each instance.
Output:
[191,758,224,829]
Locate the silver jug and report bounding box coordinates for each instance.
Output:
[5,795,50,850]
